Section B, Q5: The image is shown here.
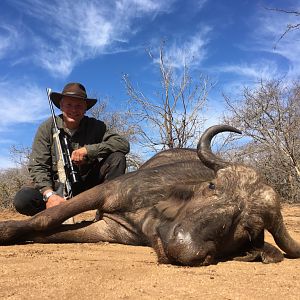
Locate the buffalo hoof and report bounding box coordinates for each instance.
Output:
[233,242,284,263]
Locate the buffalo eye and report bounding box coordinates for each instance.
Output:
[208,182,215,190]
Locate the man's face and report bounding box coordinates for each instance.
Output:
[60,97,87,128]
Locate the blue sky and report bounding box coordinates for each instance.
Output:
[0,0,299,168]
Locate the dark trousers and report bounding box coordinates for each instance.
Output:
[13,152,126,216]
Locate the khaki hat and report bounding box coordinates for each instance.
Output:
[50,82,97,110]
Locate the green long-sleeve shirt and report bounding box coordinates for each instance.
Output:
[28,114,130,192]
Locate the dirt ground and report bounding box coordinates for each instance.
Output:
[0,205,299,300]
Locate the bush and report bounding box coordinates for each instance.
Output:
[0,167,31,210]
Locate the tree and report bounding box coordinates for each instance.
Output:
[123,42,213,154]
[9,145,31,167]
[0,145,31,209]
[223,79,300,202]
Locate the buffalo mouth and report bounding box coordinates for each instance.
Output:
[170,252,216,267]
[165,243,216,267]
[158,223,216,266]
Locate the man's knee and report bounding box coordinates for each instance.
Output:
[102,152,126,181]
[108,152,126,165]
[14,187,45,216]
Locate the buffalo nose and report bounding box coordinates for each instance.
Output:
[173,225,193,244]
[165,227,202,265]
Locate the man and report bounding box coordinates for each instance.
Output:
[14,82,130,216]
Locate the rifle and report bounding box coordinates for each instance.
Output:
[46,88,82,199]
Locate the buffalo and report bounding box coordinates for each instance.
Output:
[0,125,299,266]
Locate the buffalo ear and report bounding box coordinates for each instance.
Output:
[155,187,194,220]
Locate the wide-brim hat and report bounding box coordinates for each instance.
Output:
[50,82,97,110]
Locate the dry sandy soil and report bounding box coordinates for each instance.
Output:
[0,205,299,300]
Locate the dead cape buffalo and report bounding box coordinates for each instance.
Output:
[0,124,299,266]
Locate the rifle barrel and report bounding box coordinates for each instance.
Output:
[46,88,59,130]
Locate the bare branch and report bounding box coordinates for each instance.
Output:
[223,79,300,202]
[265,6,300,48]
[124,42,212,152]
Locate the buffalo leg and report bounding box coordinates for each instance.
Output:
[27,217,143,246]
[0,184,112,244]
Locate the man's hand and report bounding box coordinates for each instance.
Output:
[46,194,66,209]
[71,147,88,165]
